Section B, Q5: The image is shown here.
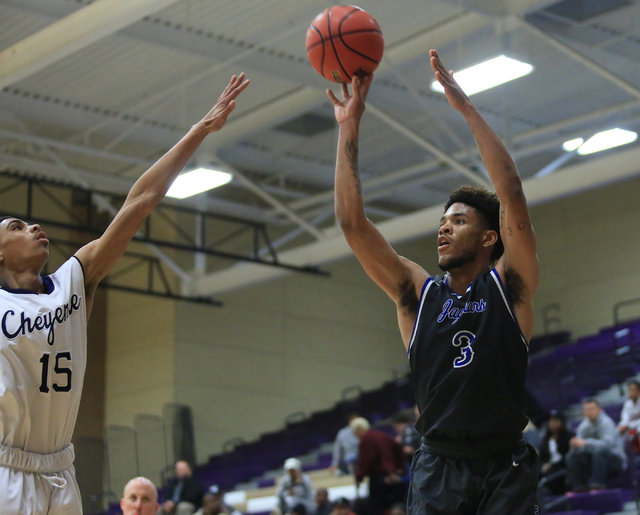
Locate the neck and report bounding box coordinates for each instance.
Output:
[0,269,45,293]
[443,261,490,295]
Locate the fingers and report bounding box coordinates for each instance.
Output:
[326,88,340,106]
[342,81,350,99]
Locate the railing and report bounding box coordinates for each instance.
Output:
[614,297,640,325]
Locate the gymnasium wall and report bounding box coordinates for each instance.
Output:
[530,174,640,338]
[173,257,404,463]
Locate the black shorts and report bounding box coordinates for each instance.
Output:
[407,441,539,515]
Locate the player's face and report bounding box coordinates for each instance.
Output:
[0,218,50,269]
[120,480,158,515]
[437,203,486,271]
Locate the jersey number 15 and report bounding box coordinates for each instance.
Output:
[39,352,72,393]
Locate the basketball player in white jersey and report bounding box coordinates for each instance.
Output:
[0,73,249,514]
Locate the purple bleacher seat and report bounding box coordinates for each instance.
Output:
[546,488,631,514]
[257,477,275,488]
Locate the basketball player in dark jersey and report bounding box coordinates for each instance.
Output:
[327,49,539,513]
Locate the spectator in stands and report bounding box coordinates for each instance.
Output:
[161,460,205,515]
[566,398,627,492]
[330,498,355,515]
[313,488,333,515]
[194,485,239,515]
[618,380,640,435]
[276,457,314,514]
[351,417,406,515]
[120,476,159,515]
[330,413,360,475]
[391,412,421,463]
[539,410,574,495]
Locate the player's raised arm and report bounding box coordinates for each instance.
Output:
[429,50,538,328]
[75,73,250,314]
[327,75,427,310]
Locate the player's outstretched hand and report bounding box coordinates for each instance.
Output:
[429,49,470,113]
[327,73,373,126]
[198,73,250,133]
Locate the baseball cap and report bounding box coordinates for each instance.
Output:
[284,457,301,471]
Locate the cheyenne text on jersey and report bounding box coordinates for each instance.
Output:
[1,294,82,345]
[437,298,487,325]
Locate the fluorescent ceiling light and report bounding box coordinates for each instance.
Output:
[562,138,584,152]
[431,54,534,96]
[576,128,638,155]
[166,167,232,199]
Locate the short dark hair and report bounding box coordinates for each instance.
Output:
[444,186,503,262]
[583,397,600,406]
[629,381,640,389]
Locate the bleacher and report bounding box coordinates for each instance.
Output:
[526,319,640,514]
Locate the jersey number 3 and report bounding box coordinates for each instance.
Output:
[452,330,475,368]
[39,352,72,393]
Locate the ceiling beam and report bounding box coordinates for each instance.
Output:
[188,145,640,296]
[0,0,183,89]
[520,17,640,101]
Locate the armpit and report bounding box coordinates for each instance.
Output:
[398,278,419,315]
[504,267,526,306]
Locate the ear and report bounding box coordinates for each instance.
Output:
[482,229,498,248]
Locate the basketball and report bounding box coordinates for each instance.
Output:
[305,5,384,83]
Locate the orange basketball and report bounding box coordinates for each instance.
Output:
[305,5,384,83]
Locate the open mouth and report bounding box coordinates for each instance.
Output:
[437,237,450,249]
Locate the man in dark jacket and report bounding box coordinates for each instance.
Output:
[162,460,204,515]
[351,417,406,515]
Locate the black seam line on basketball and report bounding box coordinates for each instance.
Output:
[309,24,326,77]
[339,11,381,65]
[305,29,384,52]
[327,7,351,81]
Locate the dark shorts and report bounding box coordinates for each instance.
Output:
[407,442,539,515]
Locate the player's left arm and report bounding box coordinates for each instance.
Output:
[430,49,538,338]
[75,74,250,315]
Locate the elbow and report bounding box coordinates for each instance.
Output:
[335,205,367,235]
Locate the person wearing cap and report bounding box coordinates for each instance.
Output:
[539,410,574,495]
[276,457,314,514]
[120,476,159,515]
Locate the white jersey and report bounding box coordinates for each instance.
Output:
[0,257,87,454]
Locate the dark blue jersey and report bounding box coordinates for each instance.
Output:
[408,268,528,456]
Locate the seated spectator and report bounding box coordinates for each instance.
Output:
[276,457,314,514]
[566,398,627,492]
[313,488,333,515]
[330,498,355,515]
[162,460,205,515]
[351,417,406,515]
[194,485,240,515]
[539,410,574,495]
[120,476,158,515]
[391,412,421,463]
[330,413,360,475]
[618,381,640,436]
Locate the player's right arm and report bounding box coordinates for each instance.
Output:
[327,76,428,323]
